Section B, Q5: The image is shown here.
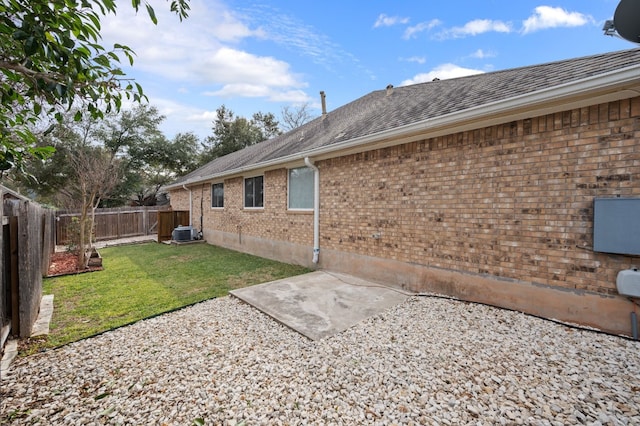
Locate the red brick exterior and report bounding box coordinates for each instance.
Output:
[319,98,640,296]
[170,97,640,324]
[171,171,314,247]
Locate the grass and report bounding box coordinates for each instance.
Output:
[33,242,310,352]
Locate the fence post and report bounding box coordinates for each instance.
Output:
[143,207,148,235]
[9,216,18,336]
[0,189,5,348]
[41,210,54,277]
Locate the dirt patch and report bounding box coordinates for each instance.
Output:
[48,251,103,277]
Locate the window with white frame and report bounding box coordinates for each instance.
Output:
[211,183,224,208]
[244,175,264,208]
[288,167,314,210]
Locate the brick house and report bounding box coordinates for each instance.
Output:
[166,48,640,336]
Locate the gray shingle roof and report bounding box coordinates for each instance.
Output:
[169,48,640,188]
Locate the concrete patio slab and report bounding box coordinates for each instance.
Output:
[230,271,412,340]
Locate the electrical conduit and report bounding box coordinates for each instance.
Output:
[304,157,320,264]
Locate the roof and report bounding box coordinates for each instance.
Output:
[167,48,640,190]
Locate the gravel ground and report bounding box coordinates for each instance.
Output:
[1,295,639,425]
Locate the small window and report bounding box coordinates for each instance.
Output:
[288,167,314,210]
[211,183,224,208]
[244,176,264,208]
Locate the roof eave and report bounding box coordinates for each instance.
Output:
[166,64,640,190]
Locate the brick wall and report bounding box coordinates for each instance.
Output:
[169,189,190,211]
[171,97,640,297]
[320,97,640,295]
[171,170,314,247]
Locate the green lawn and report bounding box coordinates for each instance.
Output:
[40,242,310,350]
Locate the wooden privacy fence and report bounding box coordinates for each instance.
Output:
[56,206,169,245]
[1,191,56,348]
[157,210,190,242]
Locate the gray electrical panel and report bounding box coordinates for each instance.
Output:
[593,198,640,255]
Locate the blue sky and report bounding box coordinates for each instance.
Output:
[100,0,633,140]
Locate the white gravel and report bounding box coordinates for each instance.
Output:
[1,295,639,425]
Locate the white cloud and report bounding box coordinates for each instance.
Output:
[187,110,219,123]
[374,13,410,28]
[403,19,442,39]
[199,47,305,87]
[268,90,312,103]
[204,83,310,103]
[469,49,496,59]
[400,64,484,86]
[402,56,427,64]
[437,19,512,39]
[522,6,593,34]
[239,4,355,71]
[145,97,216,138]
[99,0,309,106]
[206,83,272,98]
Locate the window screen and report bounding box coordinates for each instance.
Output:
[288,167,314,210]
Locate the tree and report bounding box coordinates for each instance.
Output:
[130,132,202,205]
[7,107,100,204]
[252,111,282,139]
[280,103,314,131]
[201,105,282,164]
[11,104,201,207]
[0,0,190,174]
[72,147,120,268]
[94,105,201,206]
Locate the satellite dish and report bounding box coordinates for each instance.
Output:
[614,0,640,43]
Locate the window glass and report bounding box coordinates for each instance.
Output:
[211,183,224,208]
[288,167,314,209]
[244,176,264,208]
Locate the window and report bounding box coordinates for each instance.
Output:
[288,167,314,210]
[244,176,264,208]
[211,183,224,208]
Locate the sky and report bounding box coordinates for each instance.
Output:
[99,0,635,140]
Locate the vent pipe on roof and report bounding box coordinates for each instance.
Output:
[320,91,327,118]
[386,84,394,96]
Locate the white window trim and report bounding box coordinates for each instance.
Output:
[243,175,265,209]
[287,166,314,211]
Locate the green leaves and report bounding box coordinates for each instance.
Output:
[146,3,157,25]
[201,105,281,163]
[12,29,28,40]
[0,0,190,175]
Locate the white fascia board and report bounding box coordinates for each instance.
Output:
[167,65,640,190]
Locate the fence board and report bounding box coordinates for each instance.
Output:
[18,201,43,337]
[158,210,190,242]
[56,206,169,245]
[0,191,5,348]
[8,217,18,336]
[41,210,55,277]
[0,191,54,349]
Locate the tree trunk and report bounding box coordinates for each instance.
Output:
[77,201,88,269]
